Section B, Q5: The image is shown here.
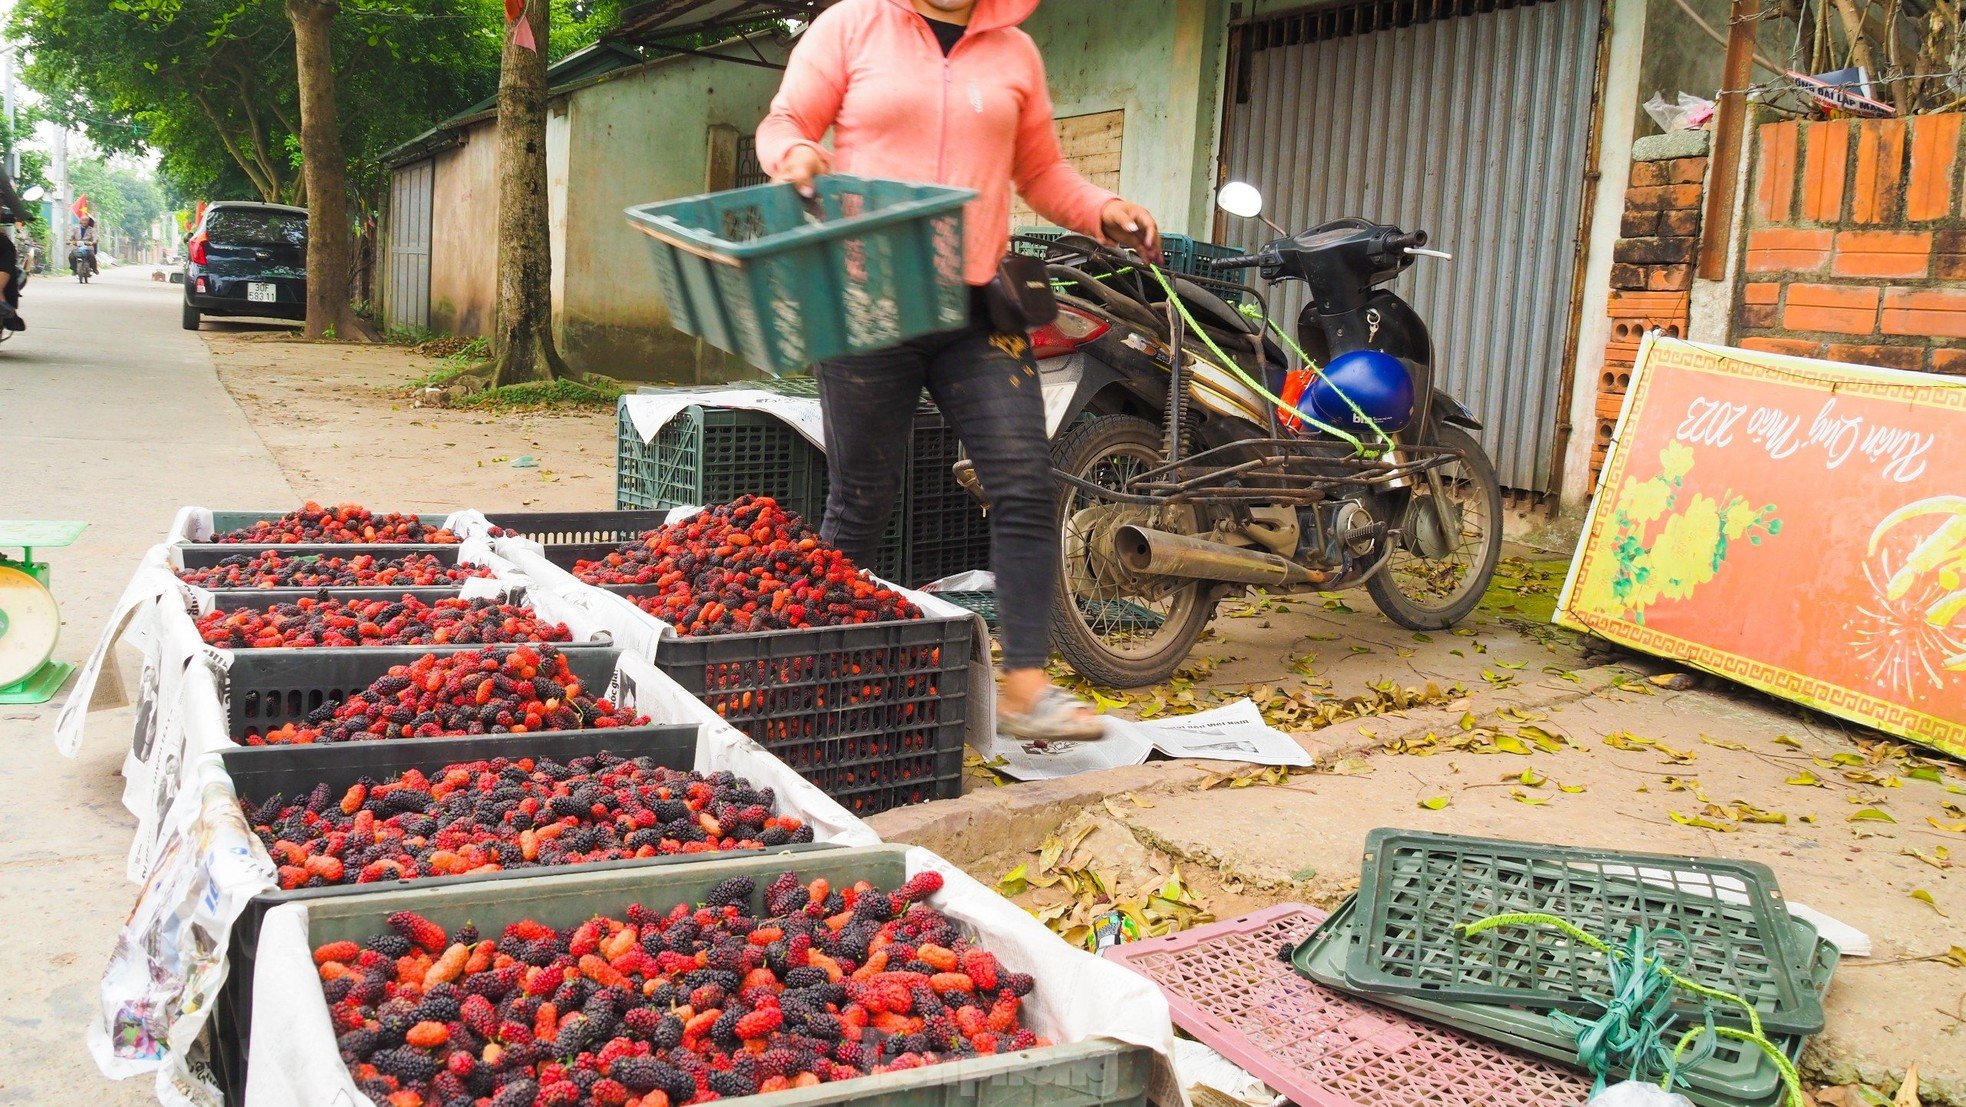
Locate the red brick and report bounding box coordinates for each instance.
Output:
[1620,209,1659,237]
[1830,229,1932,278]
[1667,157,1709,184]
[1783,283,1880,334]
[1628,160,1668,188]
[1825,343,1925,371]
[1742,282,1781,306]
[1757,121,1800,223]
[1850,118,1906,223]
[1937,229,1966,281]
[1882,288,1966,338]
[1933,348,1966,375]
[1741,337,1823,358]
[1614,237,1697,265]
[1609,263,1648,290]
[1746,227,1834,272]
[1659,208,1702,237]
[1800,119,1852,222]
[1626,183,1705,211]
[1907,113,1961,221]
[1646,265,1693,291]
[1739,304,1778,329]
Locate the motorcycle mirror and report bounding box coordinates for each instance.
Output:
[21,186,42,202]
[1216,182,1264,219]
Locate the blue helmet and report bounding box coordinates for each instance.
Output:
[1298,349,1415,434]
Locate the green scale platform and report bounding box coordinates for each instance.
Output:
[0,520,87,703]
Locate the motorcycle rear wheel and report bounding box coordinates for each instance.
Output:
[1049,414,1218,689]
[1366,423,1504,629]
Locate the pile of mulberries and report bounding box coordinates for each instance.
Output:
[569,497,920,637]
[246,756,810,890]
[211,501,460,544]
[195,594,573,649]
[245,646,643,746]
[177,550,491,590]
[312,870,1046,1106]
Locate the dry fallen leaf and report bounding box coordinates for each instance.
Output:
[1850,808,1898,824]
[1896,1063,1922,1107]
[1419,795,1451,810]
[1911,889,1947,917]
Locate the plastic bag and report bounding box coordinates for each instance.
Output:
[1586,1081,1696,1107]
[1644,91,1716,132]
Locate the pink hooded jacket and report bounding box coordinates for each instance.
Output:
[756,0,1117,286]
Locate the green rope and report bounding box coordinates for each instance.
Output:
[1141,265,1381,454]
[1461,913,1806,1107]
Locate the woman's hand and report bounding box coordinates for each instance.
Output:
[1101,199,1162,261]
[778,144,833,197]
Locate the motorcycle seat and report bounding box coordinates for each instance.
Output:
[1169,277,1259,336]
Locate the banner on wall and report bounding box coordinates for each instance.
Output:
[1556,335,1966,754]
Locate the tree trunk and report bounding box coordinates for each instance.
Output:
[286,0,365,340]
[490,0,569,385]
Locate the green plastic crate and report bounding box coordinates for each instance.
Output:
[1346,829,1825,1035]
[628,176,976,374]
[1293,894,1839,1107]
[268,846,1155,1107]
[1012,229,1253,284]
[905,409,994,586]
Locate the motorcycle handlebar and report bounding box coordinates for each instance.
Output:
[1206,254,1265,270]
[1384,230,1429,252]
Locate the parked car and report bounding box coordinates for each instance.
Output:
[182,201,307,330]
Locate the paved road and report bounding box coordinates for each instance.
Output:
[0,264,295,1104]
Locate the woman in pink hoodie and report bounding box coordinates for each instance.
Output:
[758,0,1160,741]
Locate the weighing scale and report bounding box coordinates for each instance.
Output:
[0,520,87,703]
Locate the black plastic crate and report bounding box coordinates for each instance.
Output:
[219,644,635,743]
[228,845,1153,1107]
[617,402,826,515]
[904,408,993,586]
[480,509,673,545]
[173,543,467,572]
[608,589,972,815]
[207,727,812,1106]
[615,399,906,579]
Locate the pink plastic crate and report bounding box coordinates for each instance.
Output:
[1104,904,1594,1107]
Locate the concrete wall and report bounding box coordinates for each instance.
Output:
[1021,0,1225,237]
[556,49,789,384]
[426,121,499,338]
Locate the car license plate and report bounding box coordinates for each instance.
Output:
[247,282,277,303]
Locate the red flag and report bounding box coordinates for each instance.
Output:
[510,1,536,52]
[504,0,521,18]
[71,194,89,218]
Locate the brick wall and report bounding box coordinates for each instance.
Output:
[1735,113,1966,374]
[1589,146,1708,490]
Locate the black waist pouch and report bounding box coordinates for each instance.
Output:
[981,252,1058,333]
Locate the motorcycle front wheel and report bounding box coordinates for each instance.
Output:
[1366,423,1505,629]
[1049,414,1218,689]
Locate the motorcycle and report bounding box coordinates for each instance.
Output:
[1010,182,1504,688]
[70,242,96,283]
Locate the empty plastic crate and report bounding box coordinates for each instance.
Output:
[1013,229,1253,285]
[1345,829,1824,1035]
[1105,904,1594,1106]
[1293,894,1839,1107]
[905,408,993,586]
[627,176,976,373]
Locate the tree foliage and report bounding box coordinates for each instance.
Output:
[10,0,510,210]
[69,157,167,246]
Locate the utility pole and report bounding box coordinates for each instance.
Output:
[51,125,66,256]
[3,47,17,182]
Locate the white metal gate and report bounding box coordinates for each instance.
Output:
[1220,0,1604,494]
[386,159,434,332]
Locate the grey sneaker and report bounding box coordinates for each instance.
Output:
[998,686,1106,742]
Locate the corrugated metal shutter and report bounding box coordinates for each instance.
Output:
[1220,0,1602,494]
[386,160,434,332]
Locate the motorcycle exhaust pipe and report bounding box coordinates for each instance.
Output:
[1114,525,1326,588]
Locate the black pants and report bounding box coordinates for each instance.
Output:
[815,303,1057,671]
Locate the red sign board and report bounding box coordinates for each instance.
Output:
[1557,337,1966,753]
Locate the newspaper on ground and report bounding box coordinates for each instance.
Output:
[977,698,1314,781]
